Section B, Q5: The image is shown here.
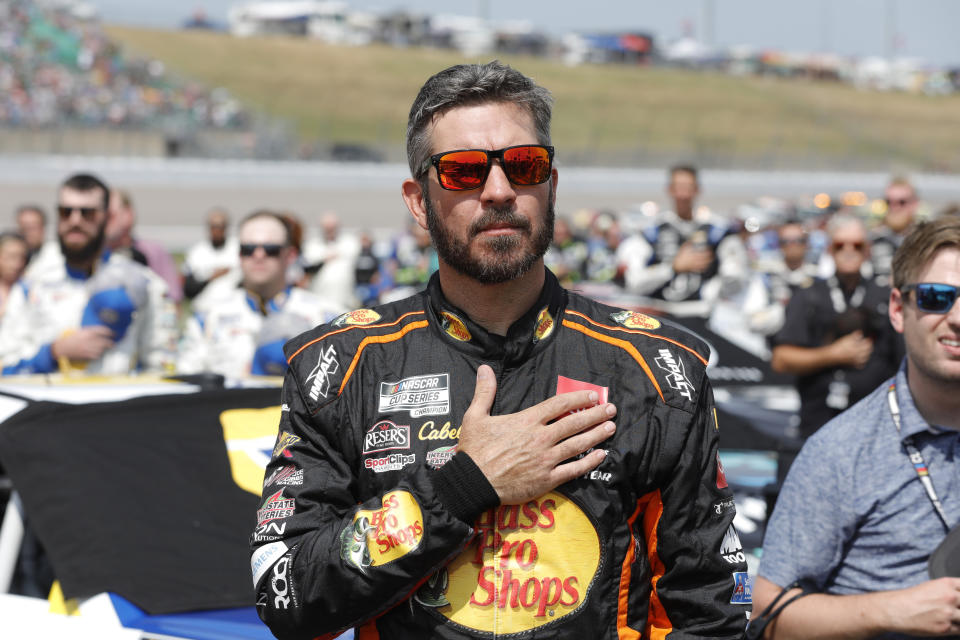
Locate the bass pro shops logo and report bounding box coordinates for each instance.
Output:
[339,491,424,574]
[416,492,600,634]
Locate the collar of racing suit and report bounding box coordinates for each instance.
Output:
[424,268,567,366]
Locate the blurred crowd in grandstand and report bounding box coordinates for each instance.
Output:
[0,0,247,129]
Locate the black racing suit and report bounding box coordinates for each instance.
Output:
[251,270,750,640]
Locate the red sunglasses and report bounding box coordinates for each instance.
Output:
[423,144,555,191]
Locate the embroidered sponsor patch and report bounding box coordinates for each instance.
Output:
[731,571,752,605]
[272,431,301,459]
[333,309,382,326]
[264,465,303,487]
[720,524,746,564]
[340,491,424,573]
[306,344,339,401]
[417,420,460,441]
[654,348,694,401]
[257,490,295,527]
[713,497,735,516]
[533,307,555,342]
[609,310,661,330]
[251,541,288,588]
[252,521,287,544]
[363,420,410,455]
[421,493,601,633]
[716,452,728,489]
[378,373,450,417]
[425,445,457,469]
[441,311,471,342]
[364,453,416,473]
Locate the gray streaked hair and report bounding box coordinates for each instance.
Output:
[826,213,866,239]
[406,60,554,179]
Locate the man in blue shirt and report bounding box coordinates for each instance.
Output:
[753,216,960,638]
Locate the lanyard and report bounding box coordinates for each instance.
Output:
[827,276,866,314]
[887,383,951,531]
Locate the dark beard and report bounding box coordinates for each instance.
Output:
[59,222,106,265]
[424,187,555,285]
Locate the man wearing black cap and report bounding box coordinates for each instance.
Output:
[753,216,960,639]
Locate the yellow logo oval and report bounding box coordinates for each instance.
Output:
[533,307,555,342]
[610,310,661,330]
[335,309,382,326]
[441,311,472,342]
[433,492,600,633]
[341,490,424,572]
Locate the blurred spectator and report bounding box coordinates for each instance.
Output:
[0,173,176,375]
[770,214,902,470]
[181,207,239,300]
[15,204,46,259]
[742,219,819,336]
[353,231,383,306]
[278,210,307,287]
[0,231,28,321]
[543,214,588,286]
[303,211,361,309]
[869,176,921,285]
[177,210,344,378]
[384,219,437,301]
[107,188,183,303]
[623,165,747,304]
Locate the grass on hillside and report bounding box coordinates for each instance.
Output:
[107,25,960,171]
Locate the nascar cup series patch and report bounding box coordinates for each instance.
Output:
[379,373,451,418]
[416,492,600,634]
[339,490,424,573]
[609,310,661,330]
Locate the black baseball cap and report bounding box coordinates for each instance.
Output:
[929,524,960,578]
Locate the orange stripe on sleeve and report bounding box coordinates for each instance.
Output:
[286,311,426,364]
[337,320,429,396]
[564,310,708,366]
[617,501,646,640]
[642,490,672,640]
[562,319,664,402]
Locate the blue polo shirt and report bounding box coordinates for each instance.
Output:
[760,360,960,595]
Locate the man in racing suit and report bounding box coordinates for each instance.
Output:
[178,210,345,378]
[0,173,176,375]
[251,61,749,640]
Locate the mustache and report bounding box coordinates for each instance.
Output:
[468,206,530,237]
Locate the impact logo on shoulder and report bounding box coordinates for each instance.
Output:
[306,344,339,401]
[379,373,450,417]
[654,348,694,401]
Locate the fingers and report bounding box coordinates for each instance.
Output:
[549,448,608,486]
[529,389,606,424]
[548,402,617,443]
[550,420,616,464]
[463,365,497,421]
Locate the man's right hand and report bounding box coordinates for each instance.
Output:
[830,330,874,368]
[52,326,116,362]
[457,364,617,505]
[887,577,960,637]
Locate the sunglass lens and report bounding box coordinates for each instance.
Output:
[915,284,958,313]
[437,150,489,190]
[503,146,551,185]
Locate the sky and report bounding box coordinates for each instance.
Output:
[88,0,960,67]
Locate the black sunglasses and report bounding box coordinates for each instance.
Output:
[422,144,555,191]
[901,283,959,314]
[57,205,100,221]
[239,243,285,258]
